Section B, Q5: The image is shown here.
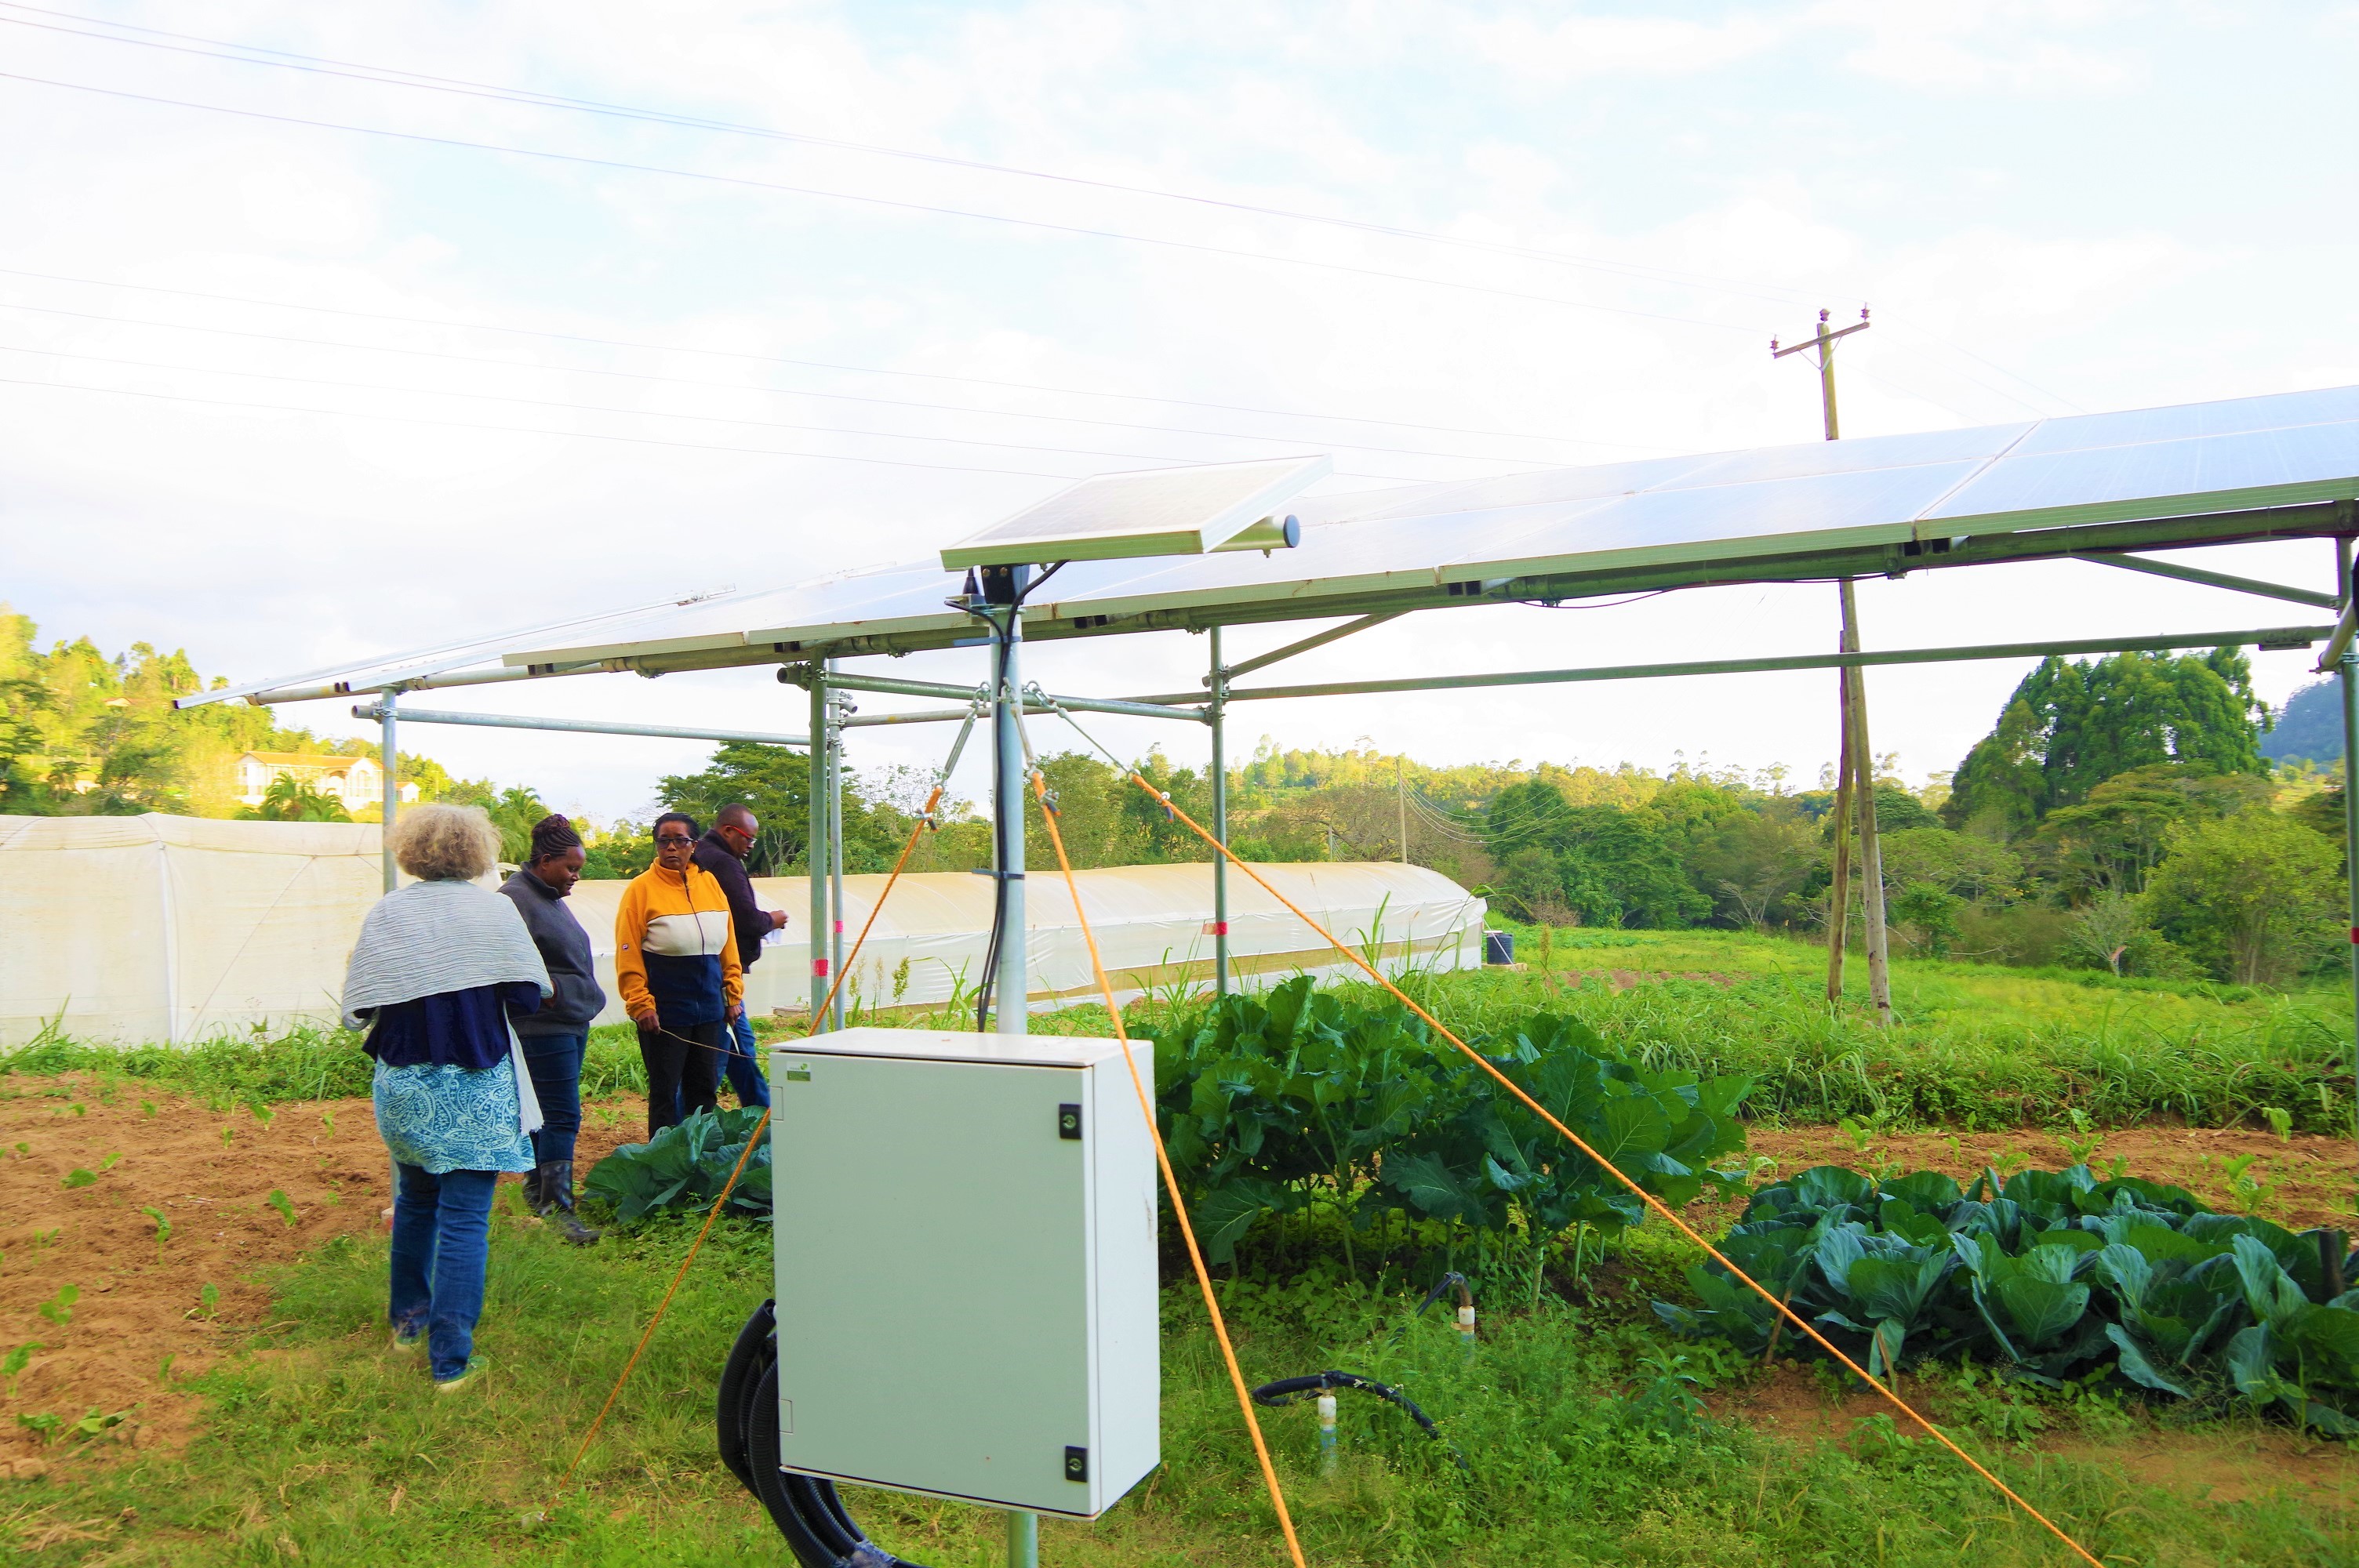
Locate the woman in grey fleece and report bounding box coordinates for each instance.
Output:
[498,813,608,1246]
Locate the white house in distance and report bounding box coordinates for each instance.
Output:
[235,751,420,815]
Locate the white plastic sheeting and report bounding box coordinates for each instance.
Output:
[0,814,389,1047]
[0,814,1485,1046]
[569,858,1483,1025]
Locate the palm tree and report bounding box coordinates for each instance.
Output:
[238,774,352,823]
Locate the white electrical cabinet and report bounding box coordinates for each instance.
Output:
[767,1028,1160,1518]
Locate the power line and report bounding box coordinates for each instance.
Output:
[0,340,1211,465]
[0,5,2083,419]
[1,70,1776,340]
[0,356,1449,483]
[0,266,1670,453]
[0,3,1843,310]
[0,299,1559,468]
[0,373,1071,477]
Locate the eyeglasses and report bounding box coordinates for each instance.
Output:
[722,822,757,840]
[655,834,695,847]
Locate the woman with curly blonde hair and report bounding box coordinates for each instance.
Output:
[341,804,551,1392]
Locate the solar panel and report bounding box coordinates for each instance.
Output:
[180,383,2349,693]
[939,455,1329,568]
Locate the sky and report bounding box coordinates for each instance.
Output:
[5,1,2357,822]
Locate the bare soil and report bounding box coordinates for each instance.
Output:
[0,1076,653,1476]
[3,1073,2354,1504]
[1744,1123,2358,1231]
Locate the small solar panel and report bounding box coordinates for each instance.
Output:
[940,455,1330,568]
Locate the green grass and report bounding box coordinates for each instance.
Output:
[7,1208,2354,1565]
[5,928,2350,1138]
[1373,924,2357,1134]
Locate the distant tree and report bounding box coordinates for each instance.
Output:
[2143,809,2341,985]
[1944,648,2268,837]
[2029,763,2267,900]
[1888,883,1963,957]
[237,775,352,823]
[1689,804,1819,930]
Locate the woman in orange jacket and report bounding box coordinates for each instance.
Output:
[614,811,743,1137]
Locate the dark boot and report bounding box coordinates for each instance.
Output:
[538,1161,601,1247]
[518,1164,547,1212]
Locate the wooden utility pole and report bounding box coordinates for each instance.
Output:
[1842,583,1894,1023]
[1776,307,1892,1020]
[1824,666,1855,1002]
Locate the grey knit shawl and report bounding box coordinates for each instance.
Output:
[340,879,552,1029]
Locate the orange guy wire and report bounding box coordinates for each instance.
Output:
[1118,768,2104,1568]
[1033,773,1310,1568]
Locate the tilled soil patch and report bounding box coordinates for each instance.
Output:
[0,1076,658,1476]
[1744,1123,2357,1231]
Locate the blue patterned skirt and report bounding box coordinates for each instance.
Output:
[373,1056,536,1175]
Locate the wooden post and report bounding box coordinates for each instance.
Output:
[1841,581,1894,1024]
[1825,659,1855,1004]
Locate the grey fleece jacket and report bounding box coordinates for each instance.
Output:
[497,868,608,1034]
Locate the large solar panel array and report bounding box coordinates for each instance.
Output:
[492,383,2358,672]
[187,383,2359,702]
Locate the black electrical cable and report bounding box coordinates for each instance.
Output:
[1249,1372,1468,1472]
[954,562,1063,1033]
[721,1300,929,1568]
[1248,1275,1473,1471]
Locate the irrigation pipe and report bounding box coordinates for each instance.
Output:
[1030,768,1310,1568]
[1038,702,2106,1568]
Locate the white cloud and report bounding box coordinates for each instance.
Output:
[1470,11,1791,80]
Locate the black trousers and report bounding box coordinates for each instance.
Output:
[637,1018,724,1138]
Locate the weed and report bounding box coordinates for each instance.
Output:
[70,1408,129,1442]
[219,1125,234,1149]
[15,1411,60,1443]
[2263,1105,2293,1142]
[141,1206,172,1247]
[59,1167,96,1188]
[100,1150,122,1171]
[267,1189,296,1227]
[140,1099,155,1117]
[35,1285,78,1326]
[2,1341,39,1396]
[197,1283,219,1319]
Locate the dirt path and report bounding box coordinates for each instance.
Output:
[0,1076,658,1476]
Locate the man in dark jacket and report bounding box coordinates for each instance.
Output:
[691,803,786,1110]
[500,815,609,1245]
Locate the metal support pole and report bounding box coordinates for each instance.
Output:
[990,595,1035,1563]
[994,608,1027,1038]
[807,671,828,1029]
[1841,582,1893,1024]
[1209,626,1230,997]
[379,691,399,893]
[827,686,847,1031]
[1005,1507,1038,1568]
[2337,539,2358,1161]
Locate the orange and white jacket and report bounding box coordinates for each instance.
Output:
[614,861,743,1025]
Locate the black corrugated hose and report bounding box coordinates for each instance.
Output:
[719,1301,931,1568]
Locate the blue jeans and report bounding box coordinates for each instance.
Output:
[520,1029,587,1166]
[389,1163,497,1381]
[722,1008,771,1109]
